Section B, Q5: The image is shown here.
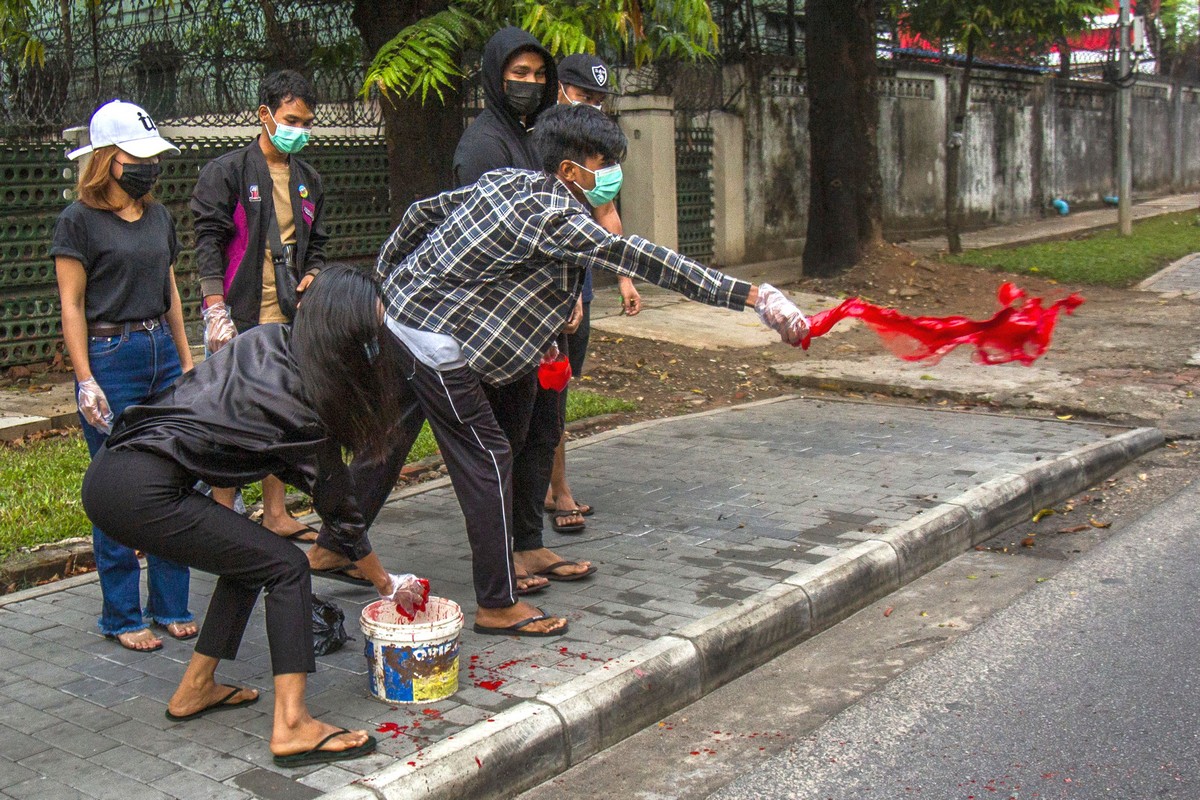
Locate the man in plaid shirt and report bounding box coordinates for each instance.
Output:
[321,105,809,636]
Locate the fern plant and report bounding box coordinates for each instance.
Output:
[363,0,719,104]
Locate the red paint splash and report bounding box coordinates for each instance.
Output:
[376,722,407,739]
[422,708,443,720]
[476,679,505,691]
[800,283,1084,366]
[475,756,483,768]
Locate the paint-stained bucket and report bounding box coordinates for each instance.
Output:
[361,596,463,704]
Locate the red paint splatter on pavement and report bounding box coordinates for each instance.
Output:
[376,722,407,739]
[476,679,505,691]
[475,756,482,768]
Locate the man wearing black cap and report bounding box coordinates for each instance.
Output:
[542,53,641,534]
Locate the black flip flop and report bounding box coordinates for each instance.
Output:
[516,576,548,596]
[309,565,373,587]
[165,685,259,721]
[473,614,569,637]
[534,560,597,582]
[273,730,378,768]
[105,631,163,653]
[280,524,319,543]
[550,510,586,534]
[544,503,594,517]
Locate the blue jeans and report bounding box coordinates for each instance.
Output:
[79,324,193,636]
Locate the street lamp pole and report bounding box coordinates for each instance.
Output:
[1117,0,1133,236]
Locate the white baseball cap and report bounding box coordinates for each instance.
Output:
[67,99,181,161]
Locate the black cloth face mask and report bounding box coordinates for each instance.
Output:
[504,80,544,117]
[114,162,162,200]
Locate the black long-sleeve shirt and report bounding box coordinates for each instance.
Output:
[105,324,371,559]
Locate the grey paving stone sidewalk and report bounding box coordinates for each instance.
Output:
[0,397,1116,799]
[1138,252,1200,295]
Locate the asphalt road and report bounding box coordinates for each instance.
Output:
[711,478,1200,800]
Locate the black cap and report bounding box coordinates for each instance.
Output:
[558,53,616,95]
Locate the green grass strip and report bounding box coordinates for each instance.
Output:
[946,210,1200,286]
[0,388,636,559]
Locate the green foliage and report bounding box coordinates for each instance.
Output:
[0,0,45,66]
[888,0,1104,53]
[363,0,719,104]
[946,211,1200,286]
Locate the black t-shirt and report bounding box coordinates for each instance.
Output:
[50,201,179,323]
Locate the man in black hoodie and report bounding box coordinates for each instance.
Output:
[453,27,558,186]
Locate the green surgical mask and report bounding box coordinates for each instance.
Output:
[571,161,623,207]
[268,110,311,154]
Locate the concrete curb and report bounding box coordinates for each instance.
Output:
[321,425,1163,800]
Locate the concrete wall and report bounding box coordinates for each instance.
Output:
[723,64,1200,261]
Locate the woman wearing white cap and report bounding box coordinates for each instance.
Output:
[51,99,197,652]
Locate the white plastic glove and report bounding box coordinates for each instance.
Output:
[202,301,237,353]
[755,283,810,346]
[382,573,431,621]
[76,377,114,433]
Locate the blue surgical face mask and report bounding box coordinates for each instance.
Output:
[268,110,311,154]
[570,161,623,207]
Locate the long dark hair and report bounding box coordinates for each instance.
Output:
[290,265,403,463]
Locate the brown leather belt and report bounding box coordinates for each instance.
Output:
[87,316,167,337]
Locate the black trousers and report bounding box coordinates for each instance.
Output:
[82,448,315,675]
[317,337,561,608]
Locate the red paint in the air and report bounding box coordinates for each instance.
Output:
[799,283,1084,366]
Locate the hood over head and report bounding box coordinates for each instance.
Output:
[481,26,557,131]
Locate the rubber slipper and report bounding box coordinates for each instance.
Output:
[550,511,585,534]
[309,565,372,587]
[273,730,378,768]
[516,576,548,596]
[106,630,163,653]
[472,614,569,637]
[165,685,259,721]
[279,524,319,543]
[534,560,597,582]
[544,503,594,517]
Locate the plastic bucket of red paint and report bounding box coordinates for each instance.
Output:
[361,596,463,704]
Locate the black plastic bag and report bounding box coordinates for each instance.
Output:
[312,595,349,656]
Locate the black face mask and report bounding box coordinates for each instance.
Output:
[113,162,162,200]
[504,80,544,117]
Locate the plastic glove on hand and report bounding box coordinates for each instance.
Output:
[202,301,237,353]
[383,573,431,621]
[77,377,113,433]
[755,283,810,346]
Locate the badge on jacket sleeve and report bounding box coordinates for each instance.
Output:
[248,184,261,203]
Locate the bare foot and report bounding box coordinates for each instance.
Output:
[167,680,259,719]
[264,513,318,543]
[475,600,567,634]
[514,547,593,579]
[306,544,364,578]
[163,621,198,640]
[114,628,163,651]
[515,572,550,593]
[271,717,371,758]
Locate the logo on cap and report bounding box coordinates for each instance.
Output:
[591,65,608,87]
[136,111,158,132]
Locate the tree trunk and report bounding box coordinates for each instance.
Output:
[945,35,975,255]
[351,0,463,225]
[802,0,882,277]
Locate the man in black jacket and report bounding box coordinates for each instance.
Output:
[452,27,558,186]
[190,69,329,542]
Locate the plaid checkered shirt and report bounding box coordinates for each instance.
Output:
[376,168,752,386]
